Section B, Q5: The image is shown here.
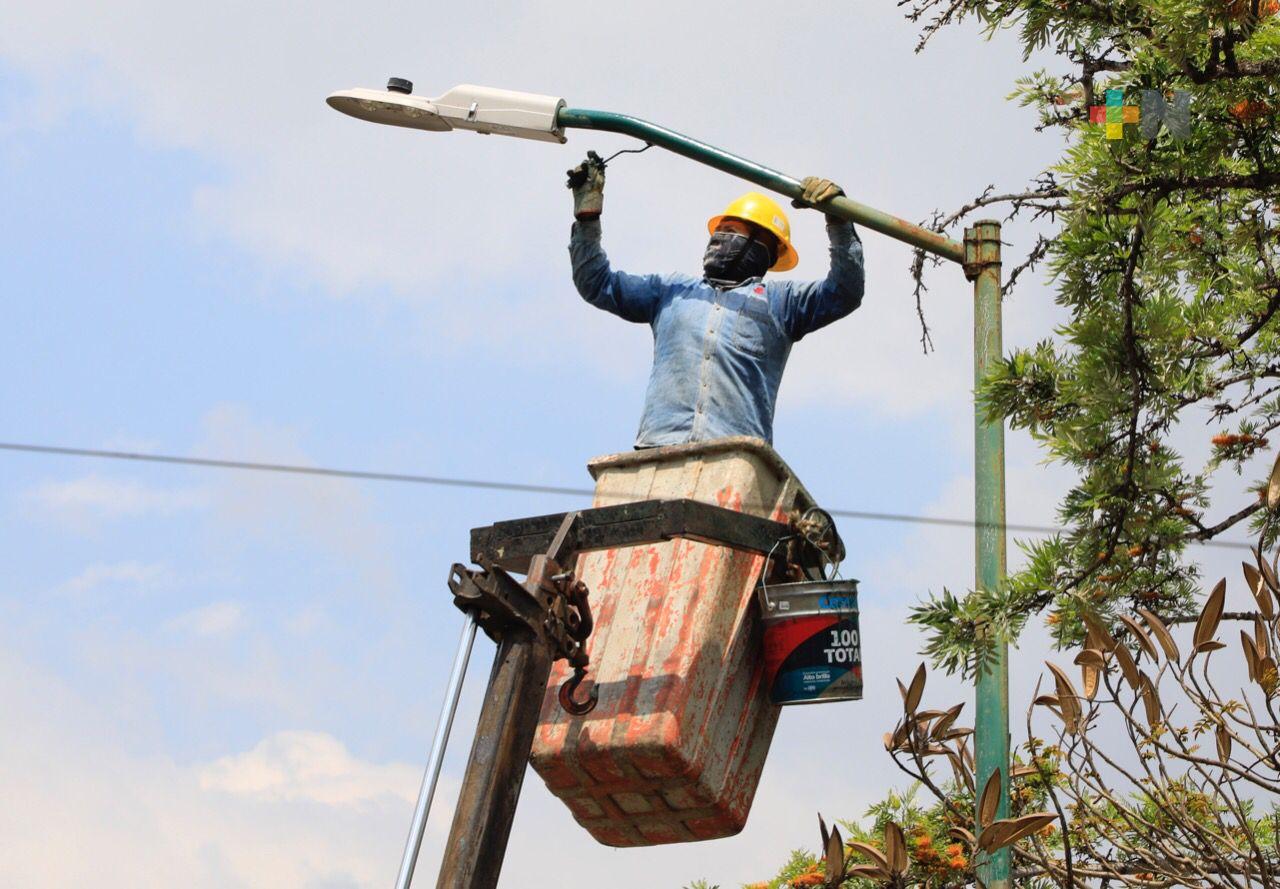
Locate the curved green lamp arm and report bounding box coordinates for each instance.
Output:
[557,108,965,265]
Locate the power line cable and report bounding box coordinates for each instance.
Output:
[0,441,591,496]
[0,440,1254,550]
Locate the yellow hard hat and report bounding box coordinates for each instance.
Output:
[707,192,798,272]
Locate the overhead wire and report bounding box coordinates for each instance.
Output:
[0,440,1255,550]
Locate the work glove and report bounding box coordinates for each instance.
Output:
[566,151,607,221]
[792,176,845,223]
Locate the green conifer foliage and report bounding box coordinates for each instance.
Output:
[902,0,1280,673]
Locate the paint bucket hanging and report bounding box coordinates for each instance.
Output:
[760,579,862,705]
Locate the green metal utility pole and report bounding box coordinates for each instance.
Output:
[966,222,1010,889]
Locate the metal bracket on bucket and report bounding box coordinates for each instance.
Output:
[756,505,846,606]
[446,550,597,716]
[397,499,849,887]
[471,497,840,580]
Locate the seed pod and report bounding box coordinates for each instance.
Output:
[1244,562,1275,621]
[947,750,975,793]
[930,703,966,741]
[888,721,910,751]
[1138,672,1162,727]
[885,821,908,876]
[1113,643,1141,689]
[846,865,887,880]
[1074,648,1106,700]
[1082,610,1119,652]
[979,813,1058,852]
[1266,450,1280,510]
[901,663,926,715]
[1242,630,1261,682]
[1000,813,1058,846]
[1193,579,1227,653]
[1259,546,1280,595]
[1259,656,1279,696]
[1138,608,1182,664]
[978,770,1002,828]
[847,842,889,873]
[978,819,1019,853]
[1118,614,1159,662]
[825,825,845,882]
[1047,662,1083,732]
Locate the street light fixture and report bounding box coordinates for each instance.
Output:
[327,80,567,142]
[329,80,1012,889]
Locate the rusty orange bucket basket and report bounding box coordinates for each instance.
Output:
[529,436,821,847]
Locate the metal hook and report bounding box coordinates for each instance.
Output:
[568,580,593,641]
[558,666,597,716]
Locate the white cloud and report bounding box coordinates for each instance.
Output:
[166,600,244,636]
[198,730,417,807]
[0,650,443,889]
[26,475,209,524]
[0,0,1062,417]
[57,560,174,595]
[867,438,1074,595]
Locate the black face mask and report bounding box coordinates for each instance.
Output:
[702,231,773,288]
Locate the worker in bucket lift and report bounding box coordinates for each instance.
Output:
[567,152,865,448]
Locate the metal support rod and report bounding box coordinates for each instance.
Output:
[556,108,965,264]
[435,628,554,889]
[395,613,479,889]
[967,220,1010,889]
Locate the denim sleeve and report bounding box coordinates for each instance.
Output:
[569,219,664,324]
[775,221,865,341]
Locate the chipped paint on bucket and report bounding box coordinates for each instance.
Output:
[761,579,862,705]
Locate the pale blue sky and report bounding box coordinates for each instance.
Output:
[0,3,1201,886]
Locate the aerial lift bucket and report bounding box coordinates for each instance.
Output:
[529,436,822,847]
[392,438,853,886]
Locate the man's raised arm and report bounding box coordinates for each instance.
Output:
[777,178,866,341]
[566,155,662,324]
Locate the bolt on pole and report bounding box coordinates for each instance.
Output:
[965,220,1010,889]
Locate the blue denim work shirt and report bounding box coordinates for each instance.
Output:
[569,218,865,447]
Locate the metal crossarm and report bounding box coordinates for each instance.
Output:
[470,498,808,574]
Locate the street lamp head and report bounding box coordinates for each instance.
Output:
[326,81,568,143]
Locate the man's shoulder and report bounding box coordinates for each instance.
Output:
[649,272,705,297]
[662,271,703,287]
